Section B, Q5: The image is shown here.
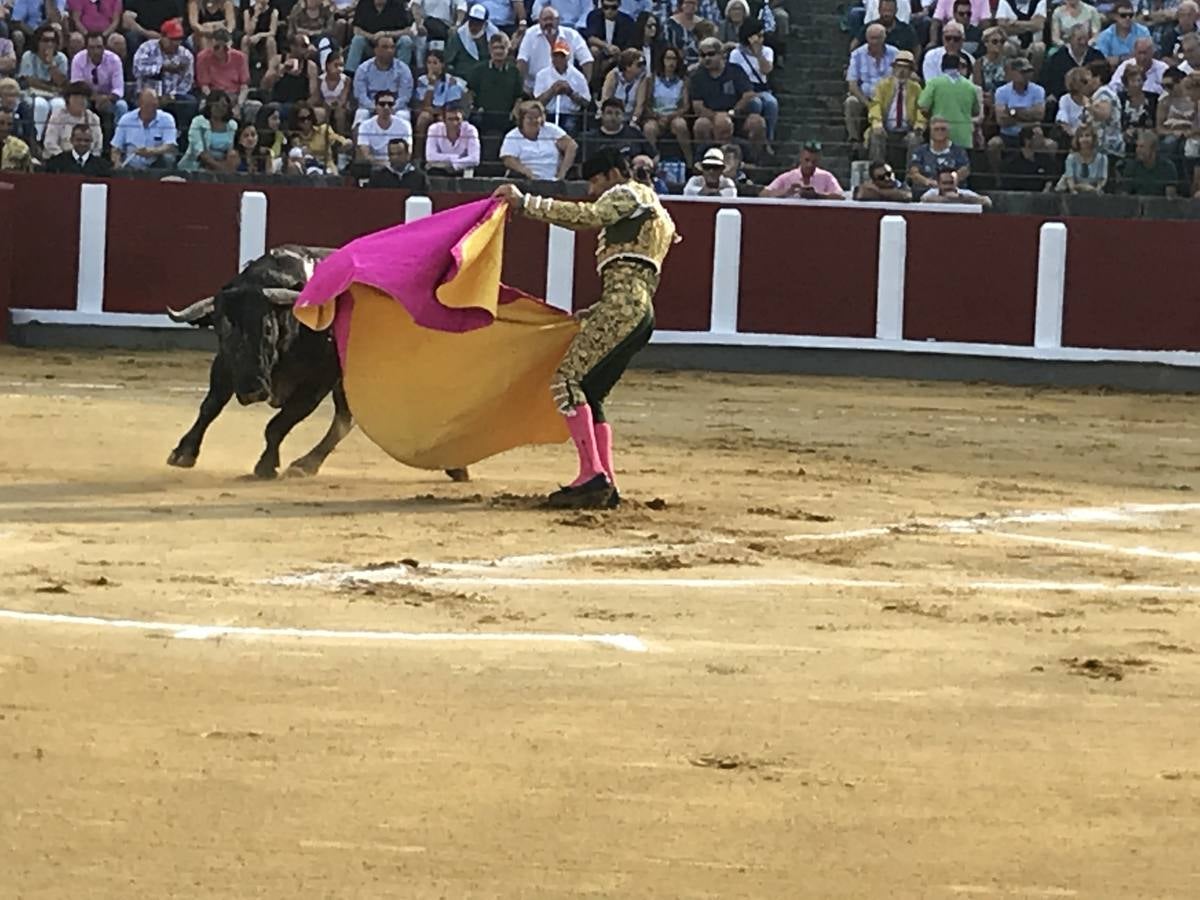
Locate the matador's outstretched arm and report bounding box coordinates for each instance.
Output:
[518,185,643,232]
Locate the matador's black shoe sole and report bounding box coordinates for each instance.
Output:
[545,475,615,510]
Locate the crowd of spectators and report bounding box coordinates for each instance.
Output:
[842,0,1200,198]
[0,0,794,193]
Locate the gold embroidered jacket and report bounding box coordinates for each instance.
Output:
[521,180,678,273]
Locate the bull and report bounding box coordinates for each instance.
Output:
[165,244,469,482]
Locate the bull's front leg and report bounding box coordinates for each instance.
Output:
[253,384,329,479]
[168,356,234,468]
[285,382,354,477]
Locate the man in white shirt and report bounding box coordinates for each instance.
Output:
[1109,35,1170,93]
[683,146,737,196]
[533,37,590,133]
[356,90,415,166]
[923,21,974,82]
[517,5,592,92]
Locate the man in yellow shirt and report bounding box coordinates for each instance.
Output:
[0,109,32,171]
[866,50,926,166]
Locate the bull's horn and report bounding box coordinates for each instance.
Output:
[166,296,216,322]
[263,288,301,305]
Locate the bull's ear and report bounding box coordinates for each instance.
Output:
[263,288,301,305]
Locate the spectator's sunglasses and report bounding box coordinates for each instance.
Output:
[945,34,964,42]
[874,167,894,180]
[700,49,718,57]
[297,112,313,121]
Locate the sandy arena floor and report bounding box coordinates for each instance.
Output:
[2,346,1200,898]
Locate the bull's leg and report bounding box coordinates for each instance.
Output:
[285,382,354,477]
[168,357,233,468]
[253,384,329,480]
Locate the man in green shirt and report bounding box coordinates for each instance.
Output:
[1121,129,1180,198]
[917,52,979,149]
[467,31,526,152]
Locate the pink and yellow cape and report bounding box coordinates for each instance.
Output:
[292,198,579,470]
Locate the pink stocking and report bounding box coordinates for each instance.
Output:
[595,422,615,486]
[565,404,605,488]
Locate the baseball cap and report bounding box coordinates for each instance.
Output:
[801,139,822,152]
[161,17,184,39]
[467,3,488,19]
[699,147,725,168]
[551,38,570,55]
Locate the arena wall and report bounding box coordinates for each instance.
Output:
[3,173,1199,382]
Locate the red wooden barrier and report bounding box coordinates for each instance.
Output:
[0,174,80,311]
[0,183,13,341]
[902,213,1039,345]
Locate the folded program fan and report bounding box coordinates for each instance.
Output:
[292,198,580,470]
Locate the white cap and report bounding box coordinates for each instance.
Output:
[467,3,488,19]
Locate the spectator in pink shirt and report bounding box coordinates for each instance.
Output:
[761,140,846,199]
[195,27,248,110]
[71,32,127,140]
[930,0,989,25]
[67,0,124,42]
[425,102,480,174]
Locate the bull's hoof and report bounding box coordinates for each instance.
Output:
[445,468,470,482]
[250,464,278,480]
[283,461,319,478]
[167,449,198,468]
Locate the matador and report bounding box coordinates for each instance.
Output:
[493,149,678,509]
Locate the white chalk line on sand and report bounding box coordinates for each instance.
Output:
[0,609,649,653]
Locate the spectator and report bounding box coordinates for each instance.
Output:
[478,0,525,37]
[919,51,980,149]
[1042,24,1103,100]
[1055,122,1108,190]
[1109,36,1168,93]
[1096,1,1151,67]
[425,100,479,172]
[179,88,236,169]
[941,0,986,58]
[690,36,764,158]
[262,34,319,111]
[1050,0,1101,45]
[1180,32,1200,74]
[413,48,467,156]
[1089,66,1129,155]
[131,17,197,132]
[1113,60,1159,152]
[1160,0,1199,59]
[665,0,705,68]
[8,0,57,59]
[682,144,736,194]
[1156,65,1195,158]
[0,107,33,170]
[195,27,248,110]
[1003,124,1054,188]
[467,31,523,146]
[852,0,917,52]
[920,166,992,204]
[867,49,924,166]
[974,27,1008,106]
[531,0,590,30]
[316,49,351,134]
[231,121,271,172]
[187,0,235,53]
[288,0,335,47]
[1056,65,1098,138]
[534,36,591,132]
[290,99,352,171]
[330,0,357,49]
[586,0,636,79]
[240,0,278,74]
[582,95,651,159]
[923,21,974,83]
[352,35,414,127]
[1120,127,1179,193]
[66,0,123,45]
[445,4,498,80]
[356,88,413,165]
[44,120,113,171]
[631,151,669,192]
[987,56,1048,171]
[1006,0,1048,70]
[71,32,126,135]
[0,77,36,145]
[18,25,68,139]
[499,98,576,178]
[367,135,430,186]
[42,80,101,155]
[254,100,286,163]
[721,140,748,182]
[517,6,592,94]
[845,24,898,148]
[640,42,691,166]
[730,19,775,143]
[761,140,846,199]
[0,36,15,78]
[854,159,911,200]
[412,0,468,45]
[719,0,749,52]
[121,0,186,58]
[347,0,415,73]
[600,47,646,123]
[112,87,177,168]
[633,10,665,70]
[908,115,971,195]
[929,0,991,27]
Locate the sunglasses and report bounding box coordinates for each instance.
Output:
[874,169,894,179]
[700,50,717,57]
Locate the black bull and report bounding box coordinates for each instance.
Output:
[165,244,467,481]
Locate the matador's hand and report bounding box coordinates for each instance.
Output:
[492,183,524,210]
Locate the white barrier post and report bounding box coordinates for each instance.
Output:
[238,191,268,272]
[709,208,742,334]
[545,225,575,313]
[405,195,433,221]
[875,214,907,341]
[1034,222,1068,349]
[75,183,108,314]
